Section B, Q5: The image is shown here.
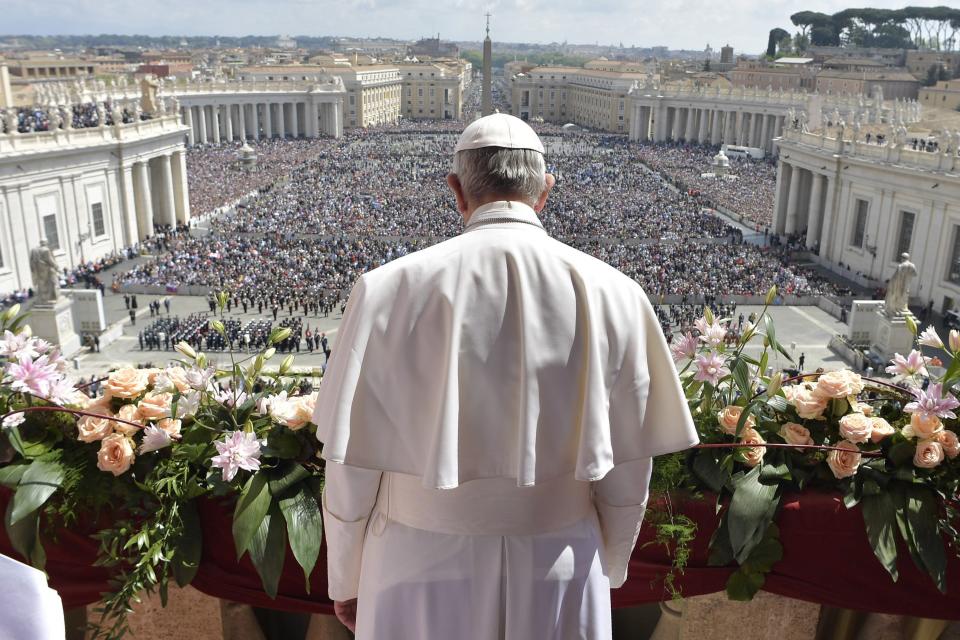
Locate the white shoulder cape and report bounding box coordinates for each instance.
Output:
[313,208,698,489]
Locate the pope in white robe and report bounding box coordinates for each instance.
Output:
[313,114,699,639]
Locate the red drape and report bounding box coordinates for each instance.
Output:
[3,490,960,619]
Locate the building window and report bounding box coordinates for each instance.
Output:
[949,227,960,285]
[91,202,106,237]
[43,214,60,250]
[850,199,868,248]
[896,211,915,258]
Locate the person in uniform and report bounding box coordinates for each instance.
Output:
[313,114,698,639]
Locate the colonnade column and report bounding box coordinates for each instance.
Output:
[183,107,195,146]
[158,154,177,228]
[119,165,139,246]
[265,102,273,139]
[711,110,722,145]
[197,106,208,145]
[224,105,234,142]
[332,101,343,138]
[252,104,261,140]
[277,103,286,138]
[784,164,802,235]
[773,162,789,235]
[697,109,709,143]
[238,103,247,141]
[171,150,191,225]
[805,173,825,249]
[291,102,300,138]
[212,106,221,144]
[133,161,154,240]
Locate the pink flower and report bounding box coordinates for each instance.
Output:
[914,439,945,469]
[695,317,726,347]
[694,352,730,387]
[936,430,960,459]
[5,355,61,398]
[738,428,766,467]
[838,413,873,444]
[905,384,960,420]
[869,417,896,443]
[779,422,814,449]
[670,332,698,363]
[918,326,944,349]
[211,431,262,482]
[41,376,77,405]
[827,441,862,479]
[2,413,25,429]
[885,350,928,378]
[140,424,173,454]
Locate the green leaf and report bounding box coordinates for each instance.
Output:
[726,568,765,601]
[265,430,302,460]
[727,468,780,565]
[732,358,753,401]
[7,424,60,459]
[763,313,777,348]
[692,451,727,493]
[233,473,272,559]
[905,485,947,593]
[0,463,28,488]
[758,462,791,485]
[860,492,899,583]
[708,511,735,567]
[888,442,916,467]
[248,502,287,598]
[9,459,64,524]
[740,525,783,574]
[268,463,311,498]
[172,500,202,587]
[766,395,789,413]
[278,485,323,590]
[4,500,45,569]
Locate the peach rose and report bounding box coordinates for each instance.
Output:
[77,415,113,443]
[869,417,896,444]
[270,397,310,430]
[738,428,766,468]
[904,413,943,440]
[914,439,945,469]
[103,367,148,400]
[156,418,182,439]
[839,413,874,444]
[163,366,192,393]
[718,405,755,435]
[813,370,864,400]
[97,434,135,476]
[827,441,862,479]
[111,403,143,437]
[784,384,828,420]
[936,430,960,459]
[66,390,92,409]
[143,368,163,385]
[779,422,814,449]
[137,392,174,421]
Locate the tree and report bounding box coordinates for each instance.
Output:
[703,59,712,72]
[925,64,941,86]
[767,28,790,58]
[811,25,841,46]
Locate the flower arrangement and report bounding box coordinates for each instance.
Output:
[0,296,323,639]
[655,287,960,601]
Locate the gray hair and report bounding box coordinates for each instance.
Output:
[451,147,546,205]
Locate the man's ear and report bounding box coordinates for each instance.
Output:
[533,173,556,213]
[447,173,468,216]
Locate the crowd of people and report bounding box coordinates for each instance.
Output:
[112,128,851,305]
[1,101,152,134]
[634,143,777,230]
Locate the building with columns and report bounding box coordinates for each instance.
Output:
[0,112,189,296]
[628,85,924,156]
[174,79,346,144]
[773,127,960,314]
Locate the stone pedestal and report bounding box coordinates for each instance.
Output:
[871,310,915,364]
[29,298,81,356]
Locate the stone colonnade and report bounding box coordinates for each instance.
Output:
[630,102,787,154]
[772,161,834,253]
[179,97,343,146]
[123,150,191,242]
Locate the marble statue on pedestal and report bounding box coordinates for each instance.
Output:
[29,241,60,304]
[884,253,917,317]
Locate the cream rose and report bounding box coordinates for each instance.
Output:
[914,439,945,469]
[738,428,766,468]
[111,403,143,437]
[718,405,755,435]
[66,390,92,409]
[97,434,135,476]
[779,422,814,449]
[77,415,113,443]
[784,384,828,420]
[839,413,874,444]
[904,413,943,440]
[137,392,174,421]
[271,397,310,431]
[103,367,148,400]
[936,430,960,459]
[156,418,182,439]
[163,366,192,393]
[827,441,862,479]
[813,370,865,400]
[869,417,896,444]
[143,368,163,385]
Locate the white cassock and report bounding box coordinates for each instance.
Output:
[0,553,66,639]
[313,200,699,639]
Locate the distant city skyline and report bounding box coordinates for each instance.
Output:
[3,0,953,54]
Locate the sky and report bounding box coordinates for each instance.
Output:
[3,0,952,53]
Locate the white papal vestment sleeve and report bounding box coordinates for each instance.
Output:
[322,462,382,601]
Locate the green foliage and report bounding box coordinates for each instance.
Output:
[460,50,592,71]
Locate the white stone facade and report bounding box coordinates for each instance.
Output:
[0,114,189,296]
[774,128,960,314]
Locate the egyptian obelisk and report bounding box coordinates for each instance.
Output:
[481,13,493,116]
